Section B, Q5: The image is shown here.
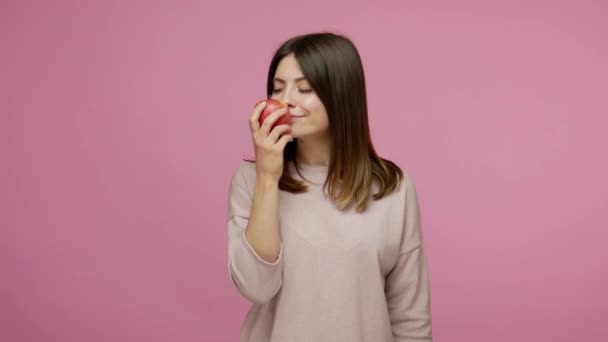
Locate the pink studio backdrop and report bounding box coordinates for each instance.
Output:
[2,1,607,341]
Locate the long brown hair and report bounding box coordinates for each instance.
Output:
[247,32,403,212]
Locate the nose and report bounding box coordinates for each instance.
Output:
[279,88,296,108]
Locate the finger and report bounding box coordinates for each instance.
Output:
[249,100,267,133]
[276,133,294,150]
[267,124,291,143]
[260,107,288,135]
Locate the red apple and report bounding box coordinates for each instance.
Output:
[257,99,290,129]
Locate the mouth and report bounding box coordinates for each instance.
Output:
[290,115,306,121]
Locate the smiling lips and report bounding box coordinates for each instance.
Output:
[289,112,305,118]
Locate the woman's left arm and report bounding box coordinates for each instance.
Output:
[385,176,433,341]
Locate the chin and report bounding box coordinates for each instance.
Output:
[290,129,305,139]
[292,129,327,140]
[290,132,309,140]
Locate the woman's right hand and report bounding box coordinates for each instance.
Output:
[249,100,293,182]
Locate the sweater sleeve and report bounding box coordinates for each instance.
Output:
[226,164,284,304]
[385,176,433,341]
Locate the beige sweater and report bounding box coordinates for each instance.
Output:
[227,161,432,342]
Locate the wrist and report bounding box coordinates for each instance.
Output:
[256,174,279,188]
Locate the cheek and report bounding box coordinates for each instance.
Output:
[302,97,325,114]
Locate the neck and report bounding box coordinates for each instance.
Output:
[295,134,332,166]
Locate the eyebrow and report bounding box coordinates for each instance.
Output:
[273,77,308,83]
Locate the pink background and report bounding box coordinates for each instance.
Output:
[2,1,607,341]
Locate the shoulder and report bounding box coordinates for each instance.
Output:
[390,162,419,203]
[396,166,421,212]
[369,159,419,209]
[229,160,257,193]
[400,170,417,192]
[384,159,416,193]
[232,160,256,178]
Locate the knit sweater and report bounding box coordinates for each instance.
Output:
[227,161,432,342]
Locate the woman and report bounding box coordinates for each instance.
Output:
[227,32,432,342]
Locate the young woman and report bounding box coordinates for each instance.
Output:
[227,32,432,342]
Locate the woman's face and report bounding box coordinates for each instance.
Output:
[270,54,329,139]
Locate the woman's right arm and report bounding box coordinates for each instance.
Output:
[226,101,292,304]
[245,174,282,262]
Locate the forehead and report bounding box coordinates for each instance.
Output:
[274,54,306,81]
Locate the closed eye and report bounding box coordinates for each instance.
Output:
[272,88,313,94]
